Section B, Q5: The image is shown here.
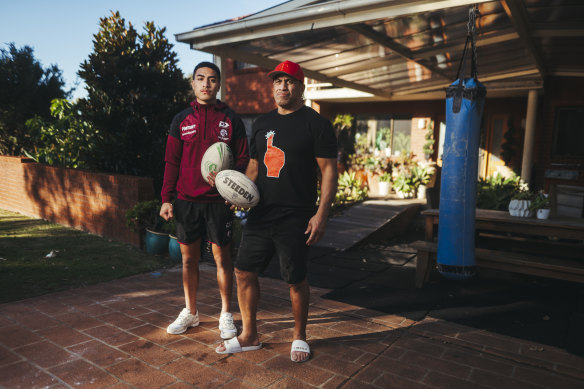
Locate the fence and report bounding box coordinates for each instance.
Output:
[0,156,154,247]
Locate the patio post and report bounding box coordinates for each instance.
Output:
[521,89,538,184]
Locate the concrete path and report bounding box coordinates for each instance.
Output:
[2,264,583,388]
[1,199,584,388]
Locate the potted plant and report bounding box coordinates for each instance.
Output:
[411,163,435,199]
[335,171,369,205]
[476,173,522,211]
[422,121,435,160]
[529,191,551,219]
[378,172,391,196]
[125,200,174,254]
[393,171,415,198]
[508,190,534,217]
[364,156,382,195]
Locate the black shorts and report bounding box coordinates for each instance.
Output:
[173,199,232,246]
[235,214,311,284]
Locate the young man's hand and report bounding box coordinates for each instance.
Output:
[207,171,218,187]
[160,202,173,221]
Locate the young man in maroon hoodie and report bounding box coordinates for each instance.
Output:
[160,61,249,339]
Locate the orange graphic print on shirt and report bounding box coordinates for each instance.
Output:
[264,131,285,178]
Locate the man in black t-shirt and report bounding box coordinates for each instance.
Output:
[216,60,338,362]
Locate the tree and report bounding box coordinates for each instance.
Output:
[26,99,101,169]
[77,11,190,190]
[0,43,67,155]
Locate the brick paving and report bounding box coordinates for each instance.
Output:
[1,263,583,389]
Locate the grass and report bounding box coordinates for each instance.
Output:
[0,209,175,304]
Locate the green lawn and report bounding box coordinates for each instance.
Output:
[0,209,175,303]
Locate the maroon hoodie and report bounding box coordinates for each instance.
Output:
[161,100,249,203]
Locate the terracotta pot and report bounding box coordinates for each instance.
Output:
[367,172,380,195]
[354,170,368,189]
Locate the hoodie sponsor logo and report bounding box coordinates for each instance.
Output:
[181,124,197,136]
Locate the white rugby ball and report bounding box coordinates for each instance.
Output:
[215,170,260,208]
[201,142,233,183]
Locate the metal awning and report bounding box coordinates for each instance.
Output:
[176,0,584,101]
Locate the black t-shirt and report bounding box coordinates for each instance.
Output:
[247,106,337,225]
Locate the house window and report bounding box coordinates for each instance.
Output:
[553,107,584,157]
[355,115,412,156]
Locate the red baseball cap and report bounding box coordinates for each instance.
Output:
[268,60,304,82]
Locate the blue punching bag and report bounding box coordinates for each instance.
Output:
[437,7,486,280]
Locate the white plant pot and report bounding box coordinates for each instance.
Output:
[397,190,414,199]
[417,185,427,200]
[536,208,551,220]
[378,181,390,196]
[508,199,534,217]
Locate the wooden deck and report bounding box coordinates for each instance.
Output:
[413,208,584,287]
[314,198,425,251]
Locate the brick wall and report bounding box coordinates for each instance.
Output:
[411,118,433,161]
[0,156,154,247]
[223,58,276,115]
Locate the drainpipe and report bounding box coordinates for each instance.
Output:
[213,55,226,101]
[521,89,538,185]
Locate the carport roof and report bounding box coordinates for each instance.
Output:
[176,0,584,101]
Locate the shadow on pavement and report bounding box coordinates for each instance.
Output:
[257,222,584,356]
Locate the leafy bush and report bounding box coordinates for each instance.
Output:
[335,171,368,205]
[0,43,68,155]
[529,191,550,211]
[25,99,101,168]
[125,200,174,234]
[411,164,434,187]
[423,121,435,157]
[392,158,434,196]
[379,172,391,183]
[475,174,522,210]
[393,173,415,195]
[511,190,533,201]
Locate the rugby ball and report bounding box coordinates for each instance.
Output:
[215,170,260,208]
[201,142,233,183]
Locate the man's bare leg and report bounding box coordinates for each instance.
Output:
[290,278,310,362]
[216,268,260,351]
[211,242,233,314]
[181,240,202,313]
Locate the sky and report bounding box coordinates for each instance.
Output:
[1,0,284,99]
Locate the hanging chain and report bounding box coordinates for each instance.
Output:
[467,6,480,78]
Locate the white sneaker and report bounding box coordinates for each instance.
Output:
[219,312,237,339]
[167,308,199,334]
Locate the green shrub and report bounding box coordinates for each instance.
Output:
[393,173,415,195]
[125,200,174,234]
[529,191,551,211]
[335,171,368,205]
[475,174,522,210]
